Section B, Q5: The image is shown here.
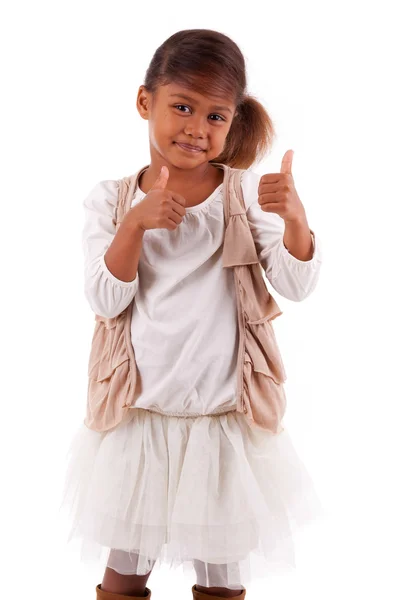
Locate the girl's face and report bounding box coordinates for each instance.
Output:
[137,82,237,168]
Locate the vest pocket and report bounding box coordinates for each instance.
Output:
[89,315,130,381]
[242,317,287,433]
[245,317,287,384]
[85,314,132,431]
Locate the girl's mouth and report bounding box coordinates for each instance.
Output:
[175,142,204,153]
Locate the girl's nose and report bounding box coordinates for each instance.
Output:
[184,117,207,139]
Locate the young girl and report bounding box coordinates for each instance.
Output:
[60,28,324,600]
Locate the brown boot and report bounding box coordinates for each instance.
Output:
[96,583,151,599]
[192,584,246,599]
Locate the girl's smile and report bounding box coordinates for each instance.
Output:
[174,141,205,154]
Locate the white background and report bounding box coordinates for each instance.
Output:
[1,1,399,599]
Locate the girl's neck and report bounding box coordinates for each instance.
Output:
[138,163,223,196]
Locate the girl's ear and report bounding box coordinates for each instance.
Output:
[136,85,151,120]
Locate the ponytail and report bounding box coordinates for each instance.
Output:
[211,95,276,170]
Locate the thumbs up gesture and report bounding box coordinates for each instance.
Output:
[127,166,187,232]
[257,150,307,223]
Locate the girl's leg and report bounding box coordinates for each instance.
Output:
[101,568,151,597]
[193,559,244,598]
[101,550,155,596]
[194,585,243,598]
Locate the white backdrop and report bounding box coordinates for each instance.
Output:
[1,1,399,599]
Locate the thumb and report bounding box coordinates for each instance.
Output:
[280,149,294,175]
[150,165,169,191]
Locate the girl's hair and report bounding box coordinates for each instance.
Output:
[143,29,276,170]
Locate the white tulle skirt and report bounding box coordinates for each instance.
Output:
[58,406,324,590]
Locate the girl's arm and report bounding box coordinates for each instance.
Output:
[82,180,141,318]
[241,170,323,302]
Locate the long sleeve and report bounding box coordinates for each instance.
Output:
[241,170,323,302]
[82,179,139,318]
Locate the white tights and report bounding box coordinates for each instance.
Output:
[106,548,242,590]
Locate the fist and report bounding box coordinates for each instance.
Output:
[126,166,187,232]
[258,150,306,223]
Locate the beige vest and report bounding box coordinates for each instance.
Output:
[84,162,287,434]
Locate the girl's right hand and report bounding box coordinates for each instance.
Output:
[125,166,187,232]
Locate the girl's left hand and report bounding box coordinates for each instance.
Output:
[258,150,307,223]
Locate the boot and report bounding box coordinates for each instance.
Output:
[96,583,151,599]
[192,584,246,599]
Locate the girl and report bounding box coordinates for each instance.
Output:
[60,29,324,600]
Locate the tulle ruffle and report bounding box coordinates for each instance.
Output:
[58,407,324,589]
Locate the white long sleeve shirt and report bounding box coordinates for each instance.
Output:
[82,169,323,417]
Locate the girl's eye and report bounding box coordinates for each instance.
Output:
[175,104,190,113]
[174,105,225,122]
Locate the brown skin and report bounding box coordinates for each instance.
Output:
[135,82,238,205]
[100,566,151,596]
[195,584,244,597]
[259,150,314,261]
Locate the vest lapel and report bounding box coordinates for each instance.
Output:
[117,165,150,226]
[211,163,260,268]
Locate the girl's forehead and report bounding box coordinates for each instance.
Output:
[160,82,235,108]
